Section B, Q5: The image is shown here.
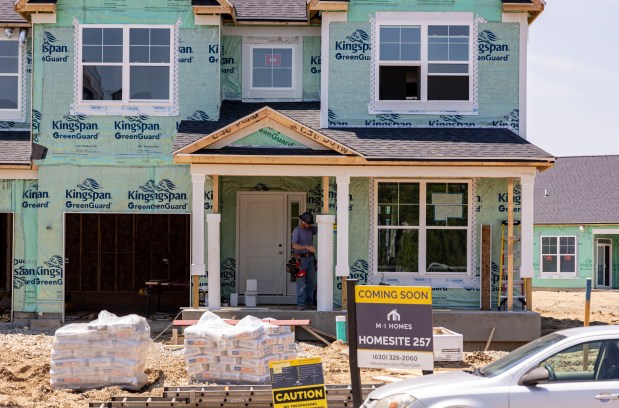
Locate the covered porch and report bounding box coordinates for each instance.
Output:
[174,101,554,313]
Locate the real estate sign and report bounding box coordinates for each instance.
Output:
[355,285,434,370]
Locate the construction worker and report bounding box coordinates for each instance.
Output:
[292,211,318,310]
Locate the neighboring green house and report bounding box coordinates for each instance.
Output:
[2,0,553,326]
[534,156,619,289]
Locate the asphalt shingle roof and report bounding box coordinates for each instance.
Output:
[176,101,554,163]
[0,0,27,24]
[192,0,308,21]
[0,131,31,165]
[535,155,619,225]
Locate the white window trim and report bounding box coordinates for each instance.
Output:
[242,40,302,101]
[73,23,179,117]
[0,37,23,121]
[370,12,477,115]
[373,179,472,277]
[539,235,578,277]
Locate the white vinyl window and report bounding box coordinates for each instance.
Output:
[376,180,471,275]
[242,42,302,100]
[372,12,475,114]
[77,25,176,113]
[540,236,577,276]
[0,38,21,119]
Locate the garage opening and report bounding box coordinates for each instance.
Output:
[65,213,190,316]
[0,213,13,320]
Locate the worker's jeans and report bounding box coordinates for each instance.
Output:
[297,255,316,307]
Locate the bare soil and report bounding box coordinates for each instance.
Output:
[0,289,614,408]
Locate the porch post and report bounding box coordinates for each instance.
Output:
[207,213,222,310]
[191,173,206,308]
[520,174,535,309]
[317,215,335,311]
[336,175,350,277]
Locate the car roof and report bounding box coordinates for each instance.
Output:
[556,325,619,338]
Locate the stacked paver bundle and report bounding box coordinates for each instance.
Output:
[184,312,297,383]
[50,310,153,390]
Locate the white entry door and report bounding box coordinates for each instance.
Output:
[238,193,286,295]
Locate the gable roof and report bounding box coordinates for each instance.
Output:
[0,131,32,166]
[535,155,619,225]
[175,101,554,166]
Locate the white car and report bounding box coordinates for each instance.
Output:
[360,325,619,408]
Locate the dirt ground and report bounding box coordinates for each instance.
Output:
[0,289,615,408]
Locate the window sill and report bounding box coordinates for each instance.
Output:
[71,103,179,117]
[0,110,25,122]
[369,100,477,116]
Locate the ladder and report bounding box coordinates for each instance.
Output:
[498,220,526,310]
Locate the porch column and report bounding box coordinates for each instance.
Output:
[317,215,335,311]
[191,174,206,308]
[207,213,222,310]
[520,174,535,309]
[335,175,350,277]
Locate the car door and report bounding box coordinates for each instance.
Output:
[510,340,619,407]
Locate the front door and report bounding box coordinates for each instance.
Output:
[596,239,612,288]
[238,193,286,295]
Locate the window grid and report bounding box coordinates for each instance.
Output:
[376,180,470,275]
[79,25,173,105]
[541,236,577,275]
[372,12,475,114]
[0,39,20,111]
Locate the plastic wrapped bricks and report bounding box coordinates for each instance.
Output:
[50,310,153,390]
[184,312,297,383]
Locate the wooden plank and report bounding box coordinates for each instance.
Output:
[481,225,492,310]
[507,177,514,312]
[525,277,533,311]
[173,154,554,170]
[323,176,329,214]
[173,319,311,327]
[301,325,331,345]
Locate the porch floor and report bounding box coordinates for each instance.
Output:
[178,306,540,351]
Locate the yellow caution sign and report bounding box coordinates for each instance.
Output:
[355,285,432,305]
[270,357,326,408]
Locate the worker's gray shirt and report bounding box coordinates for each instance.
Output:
[291,225,317,255]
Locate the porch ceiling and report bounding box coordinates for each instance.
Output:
[174,101,555,169]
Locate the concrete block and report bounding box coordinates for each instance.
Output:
[30,318,61,331]
[246,280,258,292]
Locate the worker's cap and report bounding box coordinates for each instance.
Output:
[299,211,314,225]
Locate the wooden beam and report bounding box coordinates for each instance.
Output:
[502,1,544,24]
[322,176,330,214]
[176,108,269,154]
[174,153,554,170]
[507,177,514,311]
[267,109,361,156]
[481,225,492,311]
[309,0,349,12]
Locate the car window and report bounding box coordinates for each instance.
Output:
[595,341,619,381]
[480,333,566,377]
[538,341,603,382]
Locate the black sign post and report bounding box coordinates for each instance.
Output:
[346,278,363,408]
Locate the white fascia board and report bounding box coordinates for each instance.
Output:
[190,163,538,178]
[195,15,221,26]
[31,13,56,24]
[0,169,37,179]
[222,26,320,36]
[592,228,619,235]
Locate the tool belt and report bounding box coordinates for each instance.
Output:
[286,257,301,282]
[296,253,314,258]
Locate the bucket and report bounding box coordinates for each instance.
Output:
[336,315,347,342]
